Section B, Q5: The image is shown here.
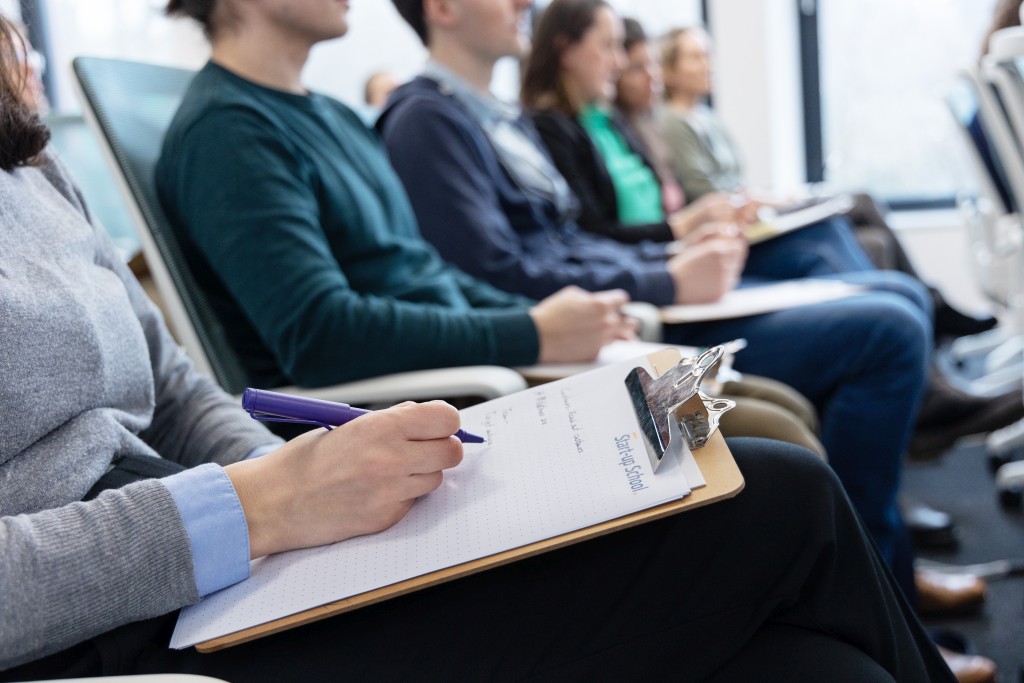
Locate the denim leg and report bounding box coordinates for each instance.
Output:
[744,217,875,281]
[810,269,934,322]
[666,291,931,562]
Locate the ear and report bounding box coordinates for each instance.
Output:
[555,34,576,70]
[423,0,459,33]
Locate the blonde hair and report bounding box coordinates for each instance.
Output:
[659,26,709,100]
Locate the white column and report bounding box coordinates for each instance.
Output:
[708,0,807,192]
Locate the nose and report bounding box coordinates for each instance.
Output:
[614,47,628,71]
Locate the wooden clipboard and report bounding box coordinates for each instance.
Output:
[195,349,744,652]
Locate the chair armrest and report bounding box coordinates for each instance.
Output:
[622,301,662,342]
[255,366,528,405]
[46,676,229,682]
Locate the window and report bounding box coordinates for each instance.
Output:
[806,0,1000,206]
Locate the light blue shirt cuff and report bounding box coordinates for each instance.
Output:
[245,443,279,460]
[164,463,250,596]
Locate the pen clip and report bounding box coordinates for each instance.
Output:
[246,410,334,431]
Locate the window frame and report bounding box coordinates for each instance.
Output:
[797,0,958,209]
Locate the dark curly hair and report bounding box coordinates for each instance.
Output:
[0,15,49,171]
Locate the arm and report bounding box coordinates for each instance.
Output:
[158,109,539,386]
[530,111,674,244]
[0,402,464,670]
[450,267,536,309]
[380,96,675,305]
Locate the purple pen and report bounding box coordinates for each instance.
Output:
[242,388,485,443]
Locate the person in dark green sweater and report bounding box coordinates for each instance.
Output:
[155,44,636,389]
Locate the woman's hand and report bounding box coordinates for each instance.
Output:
[225,401,465,559]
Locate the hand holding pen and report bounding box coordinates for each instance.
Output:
[224,396,471,559]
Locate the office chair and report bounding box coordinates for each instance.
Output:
[957,39,1024,478]
[945,67,1024,396]
[72,56,527,404]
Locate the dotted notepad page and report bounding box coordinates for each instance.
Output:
[171,357,692,649]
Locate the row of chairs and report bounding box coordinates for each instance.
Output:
[946,26,1024,497]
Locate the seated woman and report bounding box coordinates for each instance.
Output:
[656,24,996,340]
[0,12,959,682]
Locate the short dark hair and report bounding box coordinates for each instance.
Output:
[165,0,219,38]
[391,0,428,46]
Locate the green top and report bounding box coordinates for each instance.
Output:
[157,62,538,388]
[578,104,664,225]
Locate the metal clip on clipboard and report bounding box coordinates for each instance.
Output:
[626,346,736,473]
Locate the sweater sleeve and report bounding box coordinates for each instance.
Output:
[0,479,202,670]
[159,108,539,386]
[530,111,673,244]
[451,267,537,309]
[380,95,675,304]
[659,113,719,202]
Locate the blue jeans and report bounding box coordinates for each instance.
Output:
[666,219,932,565]
[744,216,876,280]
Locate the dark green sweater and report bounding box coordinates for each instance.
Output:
[157,63,538,388]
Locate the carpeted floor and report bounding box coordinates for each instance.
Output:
[904,438,1024,681]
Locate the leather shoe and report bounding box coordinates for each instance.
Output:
[912,374,1024,459]
[934,297,999,341]
[916,569,987,617]
[937,646,997,683]
[902,497,957,548]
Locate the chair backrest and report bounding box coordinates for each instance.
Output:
[947,70,1018,217]
[72,56,251,394]
[947,68,1023,308]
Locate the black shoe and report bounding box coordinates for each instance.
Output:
[934,299,998,340]
[912,389,1024,459]
[903,497,958,548]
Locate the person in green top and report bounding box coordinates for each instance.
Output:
[154,13,637,390]
[578,102,664,226]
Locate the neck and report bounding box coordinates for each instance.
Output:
[210,23,311,94]
[429,41,496,93]
[666,92,701,112]
[561,78,590,115]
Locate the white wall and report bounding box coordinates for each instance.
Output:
[45,0,208,112]
[708,0,807,193]
[304,2,425,107]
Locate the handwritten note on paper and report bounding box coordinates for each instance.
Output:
[171,357,692,649]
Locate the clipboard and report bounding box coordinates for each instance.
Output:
[193,347,745,652]
[744,194,856,245]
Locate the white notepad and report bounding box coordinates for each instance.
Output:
[516,340,699,382]
[660,279,866,324]
[171,356,694,649]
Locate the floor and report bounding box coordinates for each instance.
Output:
[905,377,1024,683]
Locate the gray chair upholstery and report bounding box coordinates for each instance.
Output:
[72,56,527,402]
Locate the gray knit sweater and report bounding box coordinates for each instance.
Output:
[0,152,280,669]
